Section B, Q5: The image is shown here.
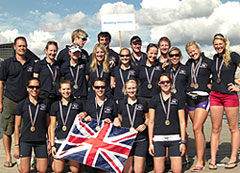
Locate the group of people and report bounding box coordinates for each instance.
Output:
[0,28,239,173]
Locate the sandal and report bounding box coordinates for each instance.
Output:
[224,162,237,169]
[209,162,217,170]
[3,161,13,167]
[191,165,204,172]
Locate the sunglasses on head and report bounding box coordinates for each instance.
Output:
[28,85,40,89]
[169,54,180,58]
[159,80,171,85]
[120,54,130,57]
[94,86,106,89]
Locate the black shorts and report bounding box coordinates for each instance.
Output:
[129,139,148,157]
[20,141,48,158]
[153,141,180,157]
[186,94,209,111]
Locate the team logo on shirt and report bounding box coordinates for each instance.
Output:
[104,106,112,114]
[81,54,86,60]
[200,62,207,68]
[129,70,135,76]
[136,104,143,111]
[55,65,59,69]
[179,69,187,75]
[79,64,85,69]
[109,56,116,62]
[72,103,79,110]
[27,66,33,72]
[39,104,47,111]
[171,98,178,105]
[155,66,161,71]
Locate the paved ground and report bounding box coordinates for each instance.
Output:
[0,115,239,172]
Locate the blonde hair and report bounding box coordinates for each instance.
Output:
[185,41,201,52]
[213,34,231,68]
[71,29,88,42]
[169,47,183,58]
[90,43,109,73]
[122,79,138,95]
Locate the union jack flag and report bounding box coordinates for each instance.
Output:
[56,117,138,173]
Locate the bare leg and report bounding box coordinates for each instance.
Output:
[170,157,182,173]
[133,156,145,173]
[153,157,165,173]
[123,156,133,173]
[69,160,81,173]
[3,134,12,164]
[52,159,65,173]
[36,158,48,173]
[20,157,31,173]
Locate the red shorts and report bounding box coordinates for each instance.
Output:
[210,91,239,107]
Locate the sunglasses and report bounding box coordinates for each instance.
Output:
[79,36,87,41]
[120,54,130,57]
[169,54,180,58]
[28,85,40,89]
[159,80,171,85]
[94,86,106,89]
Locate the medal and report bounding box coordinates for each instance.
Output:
[30,126,35,132]
[217,78,221,84]
[147,84,152,89]
[62,125,67,131]
[96,65,104,78]
[52,81,56,86]
[47,64,57,87]
[190,82,195,88]
[96,125,101,131]
[191,57,202,90]
[119,68,131,87]
[129,127,135,133]
[194,83,199,89]
[170,66,181,94]
[216,58,224,85]
[172,88,177,94]
[73,84,78,89]
[165,120,170,126]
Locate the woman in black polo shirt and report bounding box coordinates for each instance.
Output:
[114,79,148,173]
[14,78,49,173]
[111,48,136,102]
[50,80,84,173]
[209,34,240,169]
[148,73,186,173]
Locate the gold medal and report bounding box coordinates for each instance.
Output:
[30,126,35,132]
[129,127,135,133]
[190,82,195,88]
[52,81,56,86]
[172,88,177,94]
[62,125,67,131]
[147,84,152,89]
[96,125,101,131]
[165,120,170,126]
[73,84,78,89]
[194,83,199,89]
[217,78,221,84]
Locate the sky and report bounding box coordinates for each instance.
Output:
[0,0,239,62]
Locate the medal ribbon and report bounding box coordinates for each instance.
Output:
[145,67,155,85]
[216,57,224,79]
[159,93,171,121]
[59,101,72,126]
[190,57,202,84]
[69,65,80,87]
[170,66,181,89]
[28,104,39,127]
[96,66,104,78]
[119,69,131,86]
[126,103,137,128]
[95,98,106,126]
[47,64,57,83]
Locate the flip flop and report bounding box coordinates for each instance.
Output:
[209,162,217,170]
[224,162,237,169]
[3,161,13,167]
[191,165,204,172]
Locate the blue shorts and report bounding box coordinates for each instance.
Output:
[154,141,181,157]
[20,141,48,158]
[129,139,148,157]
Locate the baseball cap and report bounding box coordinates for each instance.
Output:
[69,45,81,53]
[130,36,142,43]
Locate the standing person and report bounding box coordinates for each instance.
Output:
[158,37,171,64]
[148,73,186,173]
[86,43,112,98]
[114,79,148,173]
[57,28,89,66]
[61,44,88,101]
[209,34,240,169]
[50,80,85,173]
[0,36,34,167]
[14,78,49,173]
[111,48,136,102]
[135,43,162,101]
[185,41,213,171]
[129,35,147,66]
[33,41,60,105]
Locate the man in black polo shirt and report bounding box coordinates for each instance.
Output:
[0,36,34,167]
[130,35,147,66]
[57,28,89,66]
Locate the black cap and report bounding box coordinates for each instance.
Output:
[214,33,224,38]
[130,36,142,43]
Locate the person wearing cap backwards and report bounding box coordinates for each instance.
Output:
[60,44,88,102]
[209,34,240,170]
[130,35,147,66]
[33,41,60,105]
[0,36,34,167]
[57,28,89,67]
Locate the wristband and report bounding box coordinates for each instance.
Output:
[144,123,148,128]
[180,139,186,144]
[15,144,19,146]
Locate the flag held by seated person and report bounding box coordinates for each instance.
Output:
[56,117,138,173]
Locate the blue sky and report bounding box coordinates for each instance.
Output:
[0,0,239,60]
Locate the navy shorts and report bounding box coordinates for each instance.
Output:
[20,141,48,158]
[129,139,148,157]
[154,141,181,157]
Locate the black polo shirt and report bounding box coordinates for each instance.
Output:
[164,63,188,101]
[34,59,60,96]
[185,53,213,93]
[15,98,49,142]
[61,60,88,97]
[50,98,84,139]
[111,65,136,100]
[211,52,240,94]
[118,98,148,141]
[56,46,89,67]
[135,63,162,98]
[85,63,112,98]
[131,52,147,66]
[84,96,117,121]
[149,94,184,135]
[0,56,34,102]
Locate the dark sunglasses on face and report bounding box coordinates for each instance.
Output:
[169,54,180,58]
[79,36,87,41]
[94,86,106,89]
[120,54,130,57]
[159,80,171,85]
[28,85,40,89]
